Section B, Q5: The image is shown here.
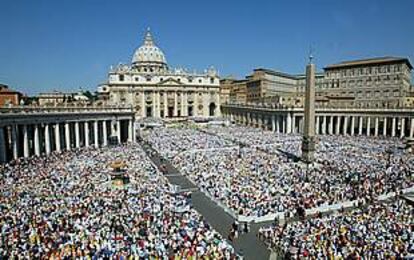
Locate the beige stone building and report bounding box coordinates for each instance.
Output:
[222,56,413,109]
[98,29,220,119]
[320,57,413,108]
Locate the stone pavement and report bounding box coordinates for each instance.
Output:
[140,141,271,260]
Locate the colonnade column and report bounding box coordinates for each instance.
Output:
[350,116,355,136]
[45,124,51,155]
[102,121,108,146]
[367,117,371,136]
[276,115,280,133]
[75,122,80,148]
[55,123,61,152]
[271,115,276,132]
[34,124,40,156]
[0,127,6,163]
[84,122,90,147]
[23,125,29,158]
[374,117,379,137]
[335,116,341,135]
[322,116,327,135]
[391,117,396,137]
[94,121,99,147]
[343,116,348,135]
[358,117,363,135]
[65,123,71,150]
[11,125,18,159]
[410,118,414,138]
[315,116,320,135]
[383,118,387,136]
[286,113,292,134]
[117,120,121,142]
[329,116,334,135]
[400,118,405,138]
[291,115,296,133]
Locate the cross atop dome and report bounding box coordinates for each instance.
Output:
[143,27,154,46]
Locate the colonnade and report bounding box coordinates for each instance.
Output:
[0,118,136,163]
[224,109,414,139]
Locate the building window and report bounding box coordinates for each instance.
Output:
[135,77,139,81]
[199,79,202,83]
[119,75,124,81]
[210,77,215,84]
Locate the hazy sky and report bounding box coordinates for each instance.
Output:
[1,0,413,95]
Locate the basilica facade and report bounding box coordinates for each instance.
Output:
[98,29,220,119]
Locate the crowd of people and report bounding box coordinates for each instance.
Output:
[142,126,234,159]
[258,199,414,258]
[0,144,238,258]
[144,125,413,218]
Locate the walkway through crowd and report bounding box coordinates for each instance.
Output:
[140,140,271,260]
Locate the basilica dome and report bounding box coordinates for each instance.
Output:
[132,29,168,73]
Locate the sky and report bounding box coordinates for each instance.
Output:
[0,0,413,95]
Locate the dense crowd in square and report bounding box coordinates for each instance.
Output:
[144,125,413,218]
[0,144,237,258]
[258,199,414,258]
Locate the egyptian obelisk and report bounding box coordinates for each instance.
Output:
[302,55,316,163]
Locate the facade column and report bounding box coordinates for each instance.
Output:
[84,121,90,147]
[65,122,71,150]
[322,116,327,135]
[152,92,157,118]
[383,117,387,136]
[128,120,133,142]
[117,120,121,142]
[271,115,276,132]
[183,92,188,117]
[286,113,292,134]
[410,118,414,138]
[11,124,18,159]
[156,91,161,118]
[315,116,320,135]
[45,124,51,155]
[329,116,334,135]
[367,117,371,136]
[400,117,405,138]
[174,92,178,117]
[358,116,363,135]
[141,92,145,118]
[164,92,168,118]
[34,124,40,156]
[374,117,379,137]
[102,121,108,146]
[335,116,341,135]
[391,117,396,137]
[75,121,80,148]
[94,121,99,147]
[350,116,355,136]
[55,123,61,152]
[0,127,6,163]
[23,125,29,158]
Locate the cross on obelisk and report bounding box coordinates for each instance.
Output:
[301,54,316,163]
